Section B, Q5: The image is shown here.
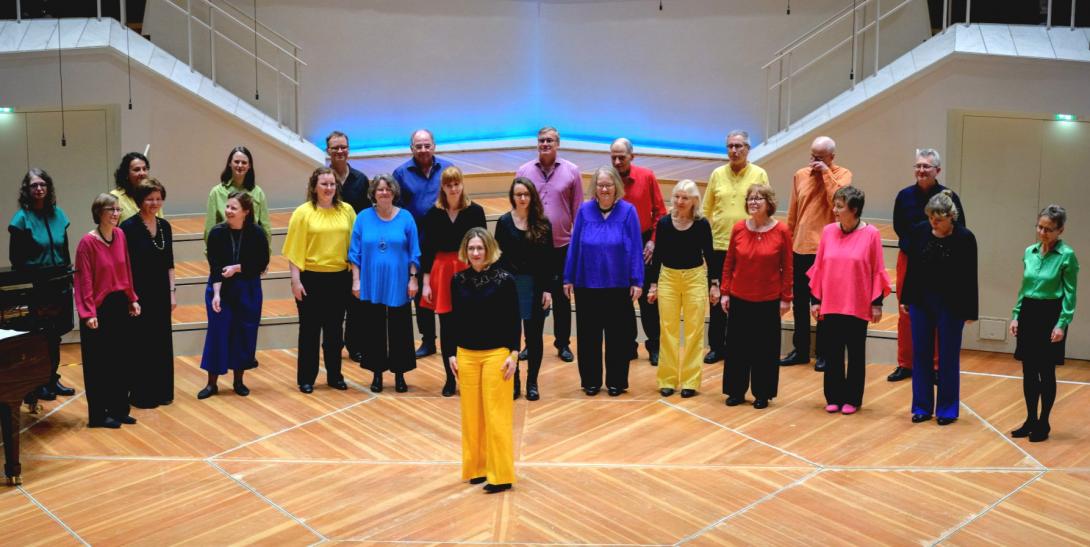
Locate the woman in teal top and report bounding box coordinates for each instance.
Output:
[8,168,77,400]
[204,146,272,252]
[1009,204,1079,443]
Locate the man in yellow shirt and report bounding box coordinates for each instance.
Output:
[702,130,769,363]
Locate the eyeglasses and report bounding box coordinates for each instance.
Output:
[746,197,766,203]
[538,137,557,144]
[914,163,937,170]
[328,145,348,151]
[727,143,748,150]
[105,207,123,213]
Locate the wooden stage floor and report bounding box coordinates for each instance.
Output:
[4,344,1090,545]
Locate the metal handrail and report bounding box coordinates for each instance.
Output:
[213,0,301,52]
[772,2,856,57]
[157,0,305,66]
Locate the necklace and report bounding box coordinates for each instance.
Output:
[97,227,113,246]
[229,228,244,263]
[146,217,165,251]
[839,220,861,235]
[598,202,615,215]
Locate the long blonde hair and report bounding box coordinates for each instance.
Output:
[670,179,703,220]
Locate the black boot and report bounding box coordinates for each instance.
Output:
[395,373,408,393]
[513,366,521,400]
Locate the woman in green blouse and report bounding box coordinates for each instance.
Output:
[1010,204,1079,443]
[204,146,272,252]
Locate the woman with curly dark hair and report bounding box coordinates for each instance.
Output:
[111,152,161,221]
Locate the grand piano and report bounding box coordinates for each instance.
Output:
[0,265,67,486]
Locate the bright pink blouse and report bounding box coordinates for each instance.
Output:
[807,222,890,322]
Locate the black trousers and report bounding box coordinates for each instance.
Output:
[522,291,548,386]
[345,297,363,355]
[822,314,867,406]
[296,270,350,386]
[413,269,436,347]
[439,312,457,385]
[724,297,781,400]
[790,252,825,360]
[575,288,635,390]
[79,291,131,423]
[632,230,660,353]
[551,245,572,349]
[707,250,727,353]
[359,301,417,374]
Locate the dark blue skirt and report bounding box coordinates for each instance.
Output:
[200,277,262,375]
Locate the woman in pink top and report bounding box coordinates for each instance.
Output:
[808,186,889,415]
[74,193,141,429]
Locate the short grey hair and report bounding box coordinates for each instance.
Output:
[409,128,434,146]
[611,137,634,155]
[925,190,959,221]
[726,130,750,147]
[813,136,836,154]
[538,126,560,140]
[916,148,942,168]
[1038,204,1067,229]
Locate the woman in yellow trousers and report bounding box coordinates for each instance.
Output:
[647,180,717,398]
[448,227,520,493]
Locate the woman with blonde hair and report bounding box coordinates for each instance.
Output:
[448,227,520,493]
[647,180,715,398]
[420,165,486,396]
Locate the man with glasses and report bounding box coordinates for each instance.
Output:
[702,130,769,364]
[394,129,453,358]
[888,148,966,382]
[611,138,666,365]
[515,126,582,362]
[327,131,370,362]
[781,136,852,372]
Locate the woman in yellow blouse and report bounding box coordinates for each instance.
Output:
[111,152,162,221]
[283,167,356,394]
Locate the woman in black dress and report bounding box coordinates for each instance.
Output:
[120,178,176,408]
[494,177,553,400]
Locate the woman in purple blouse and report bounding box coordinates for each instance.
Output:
[563,166,644,397]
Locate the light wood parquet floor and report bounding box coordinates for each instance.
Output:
[3,342,1090,545]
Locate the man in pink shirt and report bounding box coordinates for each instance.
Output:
[515,127,583,362]
[612,138,666,365]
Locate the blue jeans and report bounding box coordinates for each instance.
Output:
[909,293,965,419]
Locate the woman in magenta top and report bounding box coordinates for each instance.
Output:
[807,186,889,415]
[74,193,141,429]
[720,184,793,409]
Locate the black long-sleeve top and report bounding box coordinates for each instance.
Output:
[339,164,372,213]
[649,216,715,284]
[420,202,486,273]
[899,223,978,320]
[206,222,270,284]
[449,266,522,352]
[494,212,556,292]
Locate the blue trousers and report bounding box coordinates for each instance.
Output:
[200,278,262,375]
[909,294,964,419]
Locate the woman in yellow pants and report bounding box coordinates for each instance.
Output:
[647,180,717,398]
[448,227,520,493]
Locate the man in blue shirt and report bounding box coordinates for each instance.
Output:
[393,129,453,358]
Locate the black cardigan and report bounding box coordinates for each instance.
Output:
[494,212,556,292]
[206,222,270,283]
[899,223,978,321]
[449,266,521,352]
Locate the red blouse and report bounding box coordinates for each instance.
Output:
[74,231,139,319]
[721,219,793,303]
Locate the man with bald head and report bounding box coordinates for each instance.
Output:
[613,138,667,365]
[782,136,853,371]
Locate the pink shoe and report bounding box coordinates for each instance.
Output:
[841,404,858,415]
[825,404,840,413]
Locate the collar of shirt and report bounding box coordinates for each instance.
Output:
[536,158,561,181]
[409,158,439,179]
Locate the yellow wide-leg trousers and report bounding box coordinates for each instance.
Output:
[656,265,708,390]
[458,347,516,485]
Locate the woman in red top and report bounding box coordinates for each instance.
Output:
[74,193,141,429]
[720,184,793,409]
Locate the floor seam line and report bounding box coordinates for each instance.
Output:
[19,391,85,434]
[959,401,1046,470]
[929,469,1046,545]
[207,460,328,542]
[17,484,91,546]
[960,370,1090,386]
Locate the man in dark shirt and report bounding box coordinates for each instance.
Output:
[889,148,966,382]
[327,131,370,363]
[393,129,453,358]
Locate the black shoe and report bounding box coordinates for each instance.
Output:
[526,383,540,401]
[660,388,675,397]
[887,366,912,382]
[160,399,173,406]
[299,384,314,394]
[350,351,363,363]
[513,370,521,400]
[703,350,722,364]
[779,350,808,366]
[912,413,932,423]
[395,373,408,393]
[370,374,383,393]
[680,389,697,398]
[933,370,940,385]
[725,397,745,406]
[629,345,639,361]
[753,399,769,409]
[197,385,218,399]
[328,380,348,391]
[518,348,528,361]
[1029,424,1050,442]
[558,346,574,362]
[813,359,827,372]
[1011,421,1035,438]
[131,400,159,409]
[52,380,76,397]
[415,343,436,358]
[34,385,57,401]
[649,349,659,366]
[233,382,250,396]
[937,417,957,426]
[88,417,122,429]
[483,483,512,494]
[113,415,137,425]
[442,379,456,397]
[607,387,624,397]
[584,387,600,396]
[469,477,487,485]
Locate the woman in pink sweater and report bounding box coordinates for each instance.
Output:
[74,193,141,429]
[808,186,889,415]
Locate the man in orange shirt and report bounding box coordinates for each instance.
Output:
[781,136,852,371]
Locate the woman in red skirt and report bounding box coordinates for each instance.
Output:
[421,166,486,396]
